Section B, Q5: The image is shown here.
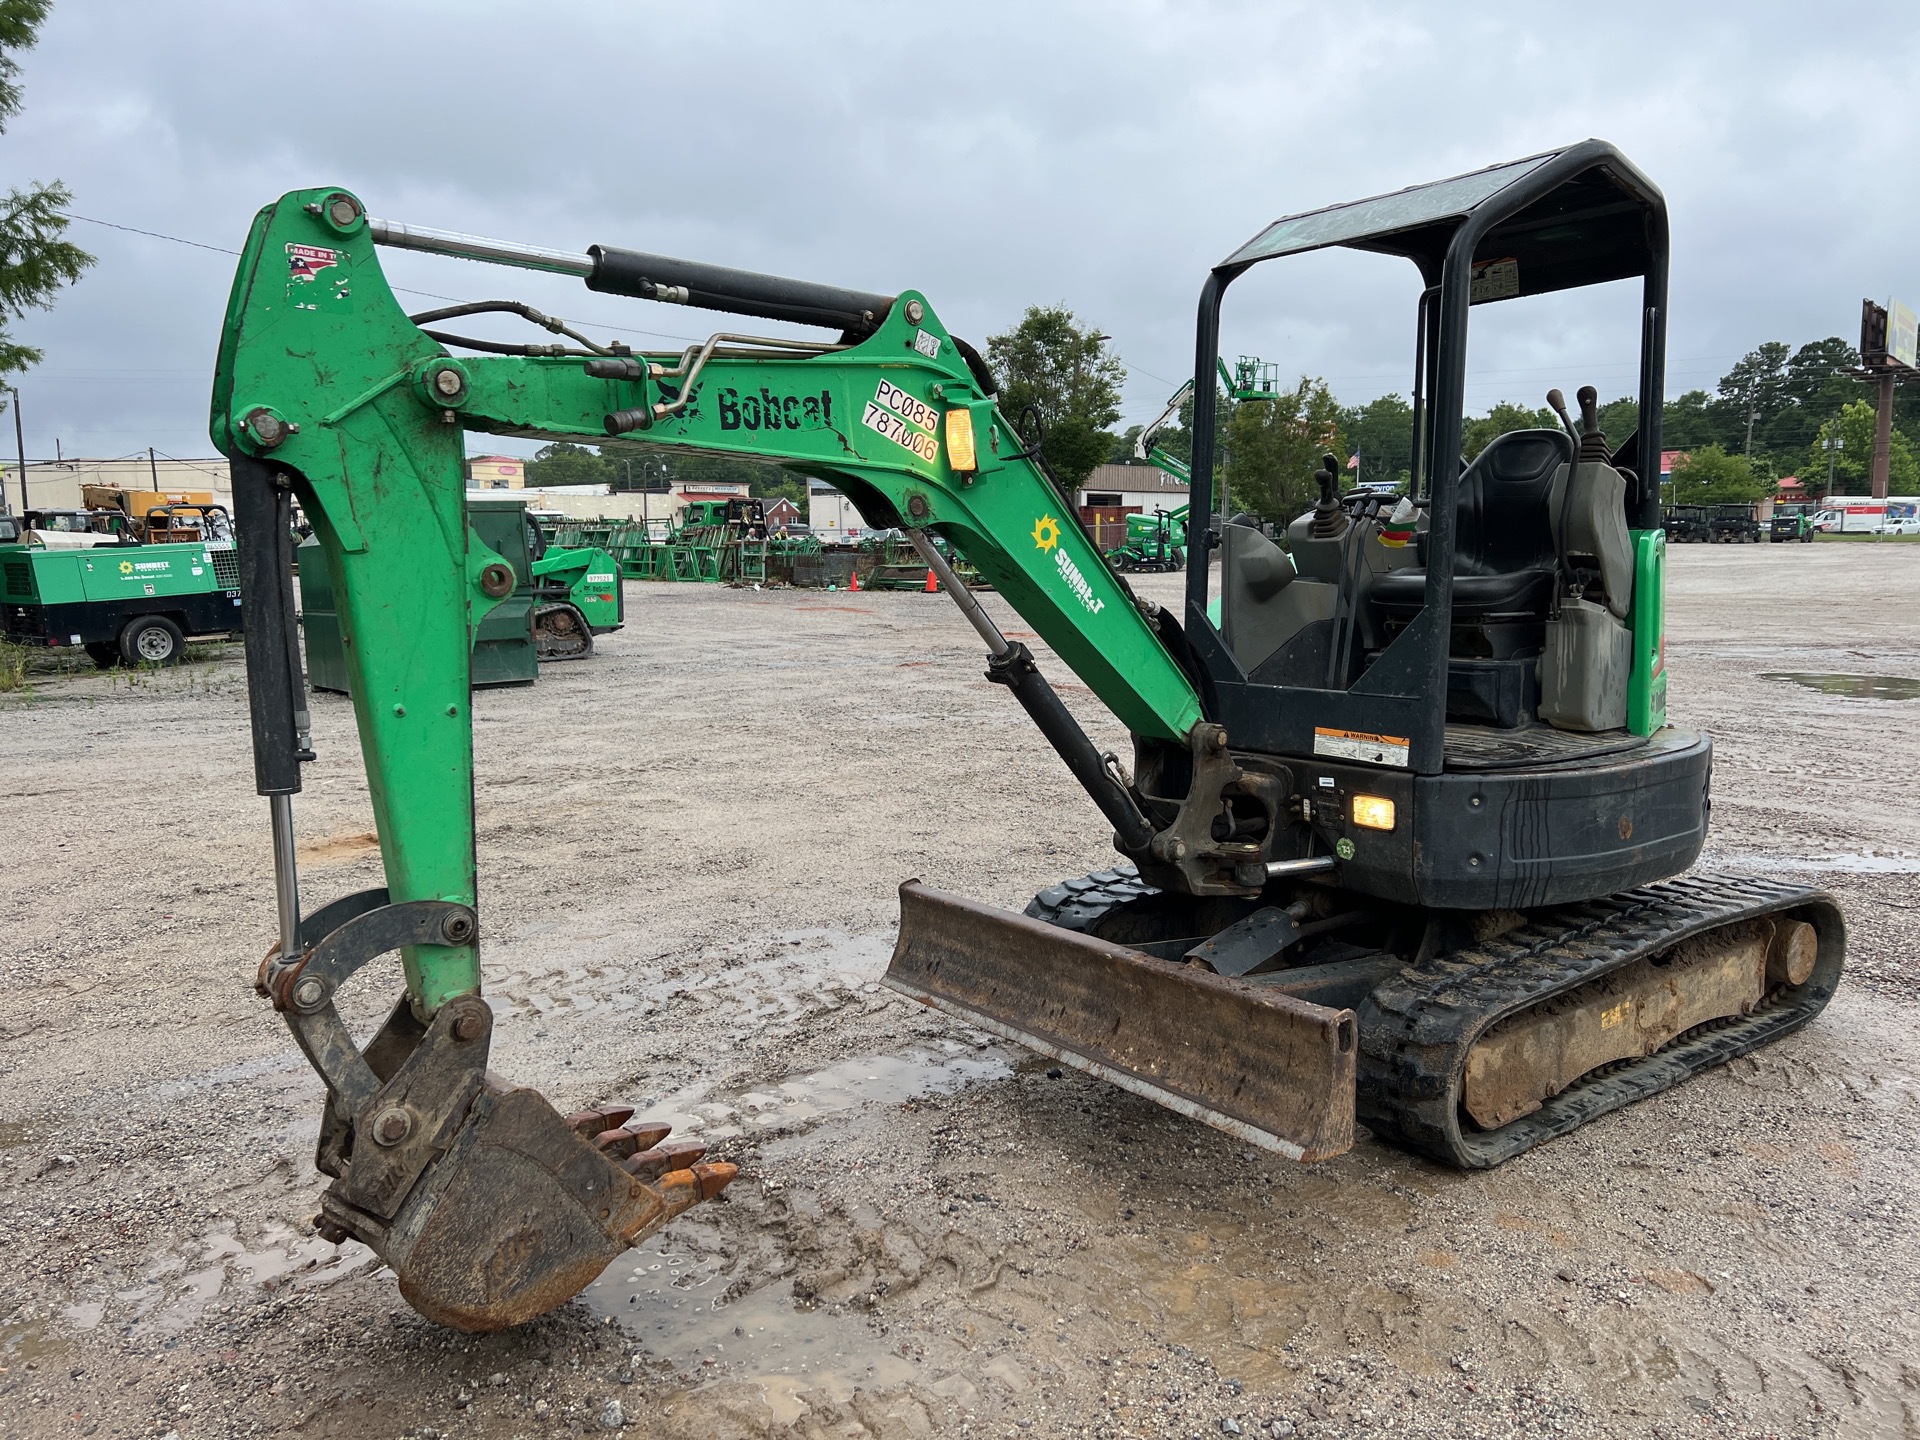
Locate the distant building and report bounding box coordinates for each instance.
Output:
[1074,462,1190,514]
[468,455,527,489]
[1072,462,1191,552]
[2,456,230,512]
[762,497,803,531]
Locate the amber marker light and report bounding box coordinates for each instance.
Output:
[945,408,978,473]
[1352,794,1397,831]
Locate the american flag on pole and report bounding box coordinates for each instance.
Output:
[1346,454,1360,470]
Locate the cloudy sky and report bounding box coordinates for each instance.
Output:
[10,1,1919,462]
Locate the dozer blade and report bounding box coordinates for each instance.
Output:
[885,881,1356,1160]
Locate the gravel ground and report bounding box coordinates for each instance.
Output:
[2,543,1917,1440]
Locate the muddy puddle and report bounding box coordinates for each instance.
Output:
[1760,671,1920,700]
[1720,850,1920,874]
[108,1222,377,1337]
[582,1228,914,1424]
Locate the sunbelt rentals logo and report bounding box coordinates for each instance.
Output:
[1032,513,1104,616]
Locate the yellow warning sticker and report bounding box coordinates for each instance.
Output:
[1312,727,1410,768]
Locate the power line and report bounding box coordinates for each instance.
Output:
[63,212,239,256]
[61,210,707,346]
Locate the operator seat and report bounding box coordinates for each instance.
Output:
[1369,427,1573,660]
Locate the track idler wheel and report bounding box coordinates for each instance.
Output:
[261,891,735,1331]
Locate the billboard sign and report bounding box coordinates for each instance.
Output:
[1889,298,1919,371]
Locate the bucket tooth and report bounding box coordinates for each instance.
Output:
[624,1138,708,1180]
[593,1120,674,1159]
[884,881,1357,1161]
[564,1105,634,1137]
[658,1162,738,1217]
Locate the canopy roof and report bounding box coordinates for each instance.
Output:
[1220,141,1663,300]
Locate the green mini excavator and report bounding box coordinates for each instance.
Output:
[213,141,1843,1333]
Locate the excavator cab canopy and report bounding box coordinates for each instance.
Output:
[1182,140,1669,775]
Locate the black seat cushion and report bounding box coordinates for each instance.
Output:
[1371,429,1572,620]
[1372,565,1555,618]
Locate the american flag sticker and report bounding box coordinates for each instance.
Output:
[286,243,340,282]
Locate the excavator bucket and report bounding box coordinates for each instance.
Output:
[321,1082,736,1333]
[885,882,1357,1161]
[255,898,737,1333]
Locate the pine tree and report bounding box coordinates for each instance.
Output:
[0,0,93,378]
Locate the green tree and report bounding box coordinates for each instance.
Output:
[1597,396,1638,449]
[986,304,1126,488]
[1662,389,1718,448]
[1761,338,1861,457]
[1808,401,1920,496]
[1338,393,1413,490]
[525,441,612,488]
[1461,401,1556,461]
[0,1,94,378]
[1669,444,1769,504]
[1709,342,1791,454]
[1220,376,1342,523]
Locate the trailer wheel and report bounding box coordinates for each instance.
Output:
[84,642,119,669]
[119,615,184,666]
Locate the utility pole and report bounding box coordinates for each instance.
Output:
[1825,429,1844,495]
[9,386,25,514]
[148,446,160,490]
[1870,372,1895,500]
[1743,403,1757,457]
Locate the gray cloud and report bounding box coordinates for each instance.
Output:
[11,0,1919,460]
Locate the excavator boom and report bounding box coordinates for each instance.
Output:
[212,187,1278,1332]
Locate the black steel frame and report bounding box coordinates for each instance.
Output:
[1182,140,1669,776]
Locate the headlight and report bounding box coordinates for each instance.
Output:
[1351,794,1396,832]
[945,408,978,474]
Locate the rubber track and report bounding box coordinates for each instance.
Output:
[1027,867,1845,1171]
[1025,865,1157,932]
[1356,871,1845,1168]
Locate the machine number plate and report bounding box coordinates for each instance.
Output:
[1313,726,1409,768]
[867,391,940,464]
[873,378,938,433]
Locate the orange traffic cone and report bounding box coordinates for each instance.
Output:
[924,568,939,593]
[848,568,860,592]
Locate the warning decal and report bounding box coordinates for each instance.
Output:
[1312,726,1410,768]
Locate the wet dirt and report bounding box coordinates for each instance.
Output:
[2,544,1918,1439]
[1759,672,1920,701]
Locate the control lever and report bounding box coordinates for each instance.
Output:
[1308,453,1346,538]
[1545,388,1580,445]
[1575,384,1609,462]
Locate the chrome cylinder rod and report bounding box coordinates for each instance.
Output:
[1265,855,1338,880]
[269,793,302,960]
[907,529,1009,657]
[368,219,593,279]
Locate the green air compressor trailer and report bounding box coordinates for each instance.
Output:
[0,535,243,664]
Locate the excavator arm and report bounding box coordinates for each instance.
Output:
[211,188,1328,1334]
